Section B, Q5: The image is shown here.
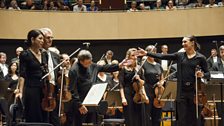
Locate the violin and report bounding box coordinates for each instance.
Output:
[57,67,72,124]
[132,77,149,104]
[41,63,56,112]
[194,65,213,117]
[132,44,158,105]
[153,61,174,108]
[153,85,165,108]
[57,67,72,102]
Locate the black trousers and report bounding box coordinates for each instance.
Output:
[0,98,10,125]
[65,100,98,126]
[176,91,204,126]
[216,102,224,126]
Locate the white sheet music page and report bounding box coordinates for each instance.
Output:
[211,72,224,79]
[82,83,108,106]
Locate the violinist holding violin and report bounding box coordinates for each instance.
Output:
[58,53,72,125]
[40,28,60,126]
[119,48,149,126]
[137,35,210,126]
[142,45,164,126]
[16,29,49,122]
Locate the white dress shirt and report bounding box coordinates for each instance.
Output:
[47,51,55,85]
[0,63,8,77]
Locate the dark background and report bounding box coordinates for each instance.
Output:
[1,35,224,64]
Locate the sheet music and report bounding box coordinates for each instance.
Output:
[161,60,168,71]
[210,71,224,79]
[82,83,108,106]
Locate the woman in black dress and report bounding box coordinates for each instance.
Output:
[119,48,149,126]
[142,45,164,126]
[16,29,48,122]
[137,35,210,126]
[6,62,19,90]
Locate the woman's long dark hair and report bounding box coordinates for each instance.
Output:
[8,61,19,76]
[24,29,44,47]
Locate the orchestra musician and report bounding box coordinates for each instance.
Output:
[15,29,48,122]
[210,45,224,126]
[137,35,210,126]
[142,45,164,126]
[40,28,60,126]
[119,48,149,126]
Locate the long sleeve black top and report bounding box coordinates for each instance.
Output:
[146,52,210,99]
[69,62,120,108]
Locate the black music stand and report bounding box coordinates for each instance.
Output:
[161,80,177,126]
[207,71,224,126]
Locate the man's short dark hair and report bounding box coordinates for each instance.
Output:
[77,50,92,61]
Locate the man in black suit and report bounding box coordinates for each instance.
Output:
[0,52,8,80]
[210,45,224,126]
[40,28,60,126]
[207,48,220,70]
[0,52,10,125]
[66,50,130,126]
[11,47,24,64]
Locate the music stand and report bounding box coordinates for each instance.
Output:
[161,80,177,126]
[161,80,177,101]
[207,71,224,126]
[82,83,108,125]
[0,80,10,99]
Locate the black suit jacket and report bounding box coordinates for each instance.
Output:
[207,56,221,70]
[0,64,8,80]
[210,58,224,72]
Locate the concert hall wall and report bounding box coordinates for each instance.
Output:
[1,35,224,64]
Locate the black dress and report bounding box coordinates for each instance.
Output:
[146,52,210,126]
[119,68,146,126]
[19,50,48,122]
[143,61,163,126]
[5,75,19,103]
